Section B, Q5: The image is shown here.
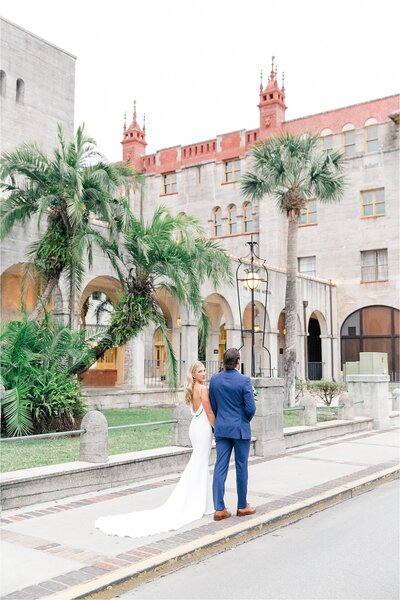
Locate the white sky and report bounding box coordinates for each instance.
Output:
[1,0,398,162]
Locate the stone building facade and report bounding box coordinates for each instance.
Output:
[121,59,399,385]
[0,17,76,330]
[1,27,399,394]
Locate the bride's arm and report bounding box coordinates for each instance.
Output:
[201,386,215,428]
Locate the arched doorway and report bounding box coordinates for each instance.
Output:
[308,313,322,380]
[1,264,41,320]
[79,277,122,386]
[341,305,399,381]
[154,327,167,380]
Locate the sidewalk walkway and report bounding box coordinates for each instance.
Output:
[1,428,399,600]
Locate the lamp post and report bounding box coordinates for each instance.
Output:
[236,236,270,377]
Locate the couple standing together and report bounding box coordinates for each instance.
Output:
[95,348,256,538]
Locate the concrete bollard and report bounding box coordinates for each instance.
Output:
[299,392,317,426]
[251,377,286,457]
[392,389,400,412]
[346,374,390,430]
[171,403,192,447]
[338,390,355,420]
[80,410,108,463]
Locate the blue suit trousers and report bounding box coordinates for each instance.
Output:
[213,437,251,511]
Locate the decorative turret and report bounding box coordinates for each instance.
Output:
[258,57,287,137]
[121,100,147,171]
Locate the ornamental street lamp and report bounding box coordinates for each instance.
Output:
[236,236,271,377]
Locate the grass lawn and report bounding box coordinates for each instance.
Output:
[1,406,339,473]
[0,407,174,473]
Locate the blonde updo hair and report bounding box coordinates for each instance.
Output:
[184,361,205,405]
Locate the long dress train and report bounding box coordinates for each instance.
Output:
[94,403,214,538]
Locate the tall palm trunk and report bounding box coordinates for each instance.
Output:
[28,277,59,322]
[284,212,298,406]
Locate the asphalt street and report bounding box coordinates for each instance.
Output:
[116,479,400,600]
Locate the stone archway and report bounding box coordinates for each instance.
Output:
[79,276,122,387]
[1,263,41,321]
[341,305,399,381]
[307,310,329,380]
[242,300,271,376]
[203,293,235,377]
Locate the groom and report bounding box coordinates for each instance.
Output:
[209,348,256,521]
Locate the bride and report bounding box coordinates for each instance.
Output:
[95,362,215,538]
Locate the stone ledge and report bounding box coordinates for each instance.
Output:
[284,417,374,448]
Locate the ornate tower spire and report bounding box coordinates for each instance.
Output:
[269,55,275,81]
[258,56,287,137]
[123,111,126,132]
[121,99,147,172]
[260,69,263,91]
[133,99,137,124]
[143,113,146,132]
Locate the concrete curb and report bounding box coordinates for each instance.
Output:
[45,465,399,600]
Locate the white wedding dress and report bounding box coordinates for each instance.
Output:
[95,402,214,538]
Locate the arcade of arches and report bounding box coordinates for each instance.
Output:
[1,264,399,386]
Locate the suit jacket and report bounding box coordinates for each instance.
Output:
[209,369,256,439]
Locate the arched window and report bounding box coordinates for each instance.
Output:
[365,118,379,153]
[0,71,6,97]
[212,207,223,236]
[341,306,399,381]
[320,128,333,156]
[342,124,356,157]
[228,204,237,234]
[242,202,252,233]
[16,78,25,104]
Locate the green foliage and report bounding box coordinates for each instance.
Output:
[241,133,346,213]
[0,124,140,315]
[0,315,90,436]
[304,380,346,406]
[77,206,233,388]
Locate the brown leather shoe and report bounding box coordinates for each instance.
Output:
[236,505,256,517]
[213,508,232,521]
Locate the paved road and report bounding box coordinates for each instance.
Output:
[116,480,400,600]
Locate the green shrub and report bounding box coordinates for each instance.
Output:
[305,380,346,406]
[0,314,90,436]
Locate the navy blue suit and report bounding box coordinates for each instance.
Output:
[209,369,256,510]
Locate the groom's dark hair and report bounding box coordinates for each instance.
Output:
[223,348,240,370]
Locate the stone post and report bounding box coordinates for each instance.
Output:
[80,410,108,463]
[171,403,192,447]
[299,392,317,426]
[338,390,355,420]
[346,374,391,430]
[392,389,400,412]
[251,378,286,457]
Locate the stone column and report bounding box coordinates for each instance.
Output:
[181,319,199,371]
[124,335,145,389]
[251,377,286,457]
[171,403,192,447]
[346,374,391,430]
[80,410,108,463]
[320,335,332,380]
[226,327,242,352]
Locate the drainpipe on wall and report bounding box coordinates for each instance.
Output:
[329,280,335,381]
[303,300,308,380]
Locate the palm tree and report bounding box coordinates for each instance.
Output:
[0,125,140,323]
[73,207,233,385]
[241,133,345,404]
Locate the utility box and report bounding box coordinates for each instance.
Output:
[359,352,388,375]
[344,352,388,380]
